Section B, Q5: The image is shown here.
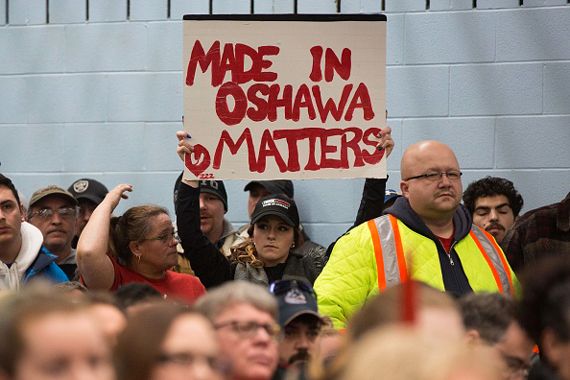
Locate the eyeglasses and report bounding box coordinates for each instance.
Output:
[28,207,77,220]
[142,230,180,244]
[269,279,316,297]
[501,353,530,380]
[404,171,462,182]
[214,320,281,340]
[157,351,225,372]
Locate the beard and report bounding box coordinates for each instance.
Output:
[288,349,311,365]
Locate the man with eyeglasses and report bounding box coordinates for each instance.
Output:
[315,140,519,329]
[27,185,79,280]
[270,279,326,380]
[460,292,534,380]
[0,174,68,289]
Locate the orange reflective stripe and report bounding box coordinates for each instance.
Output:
[368,220,386,290]
[481,228,515,296]
[388,215,408,282]
[469,230,503,293]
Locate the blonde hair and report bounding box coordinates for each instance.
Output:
[229,238,264,268]
[340,326,502,380]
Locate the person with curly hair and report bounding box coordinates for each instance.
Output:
[175,132,326,288]
[463,176,524,244]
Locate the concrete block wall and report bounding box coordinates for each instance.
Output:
[1,0,569,247]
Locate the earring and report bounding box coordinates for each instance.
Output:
[291,243,296,249]
[136,254,141,263]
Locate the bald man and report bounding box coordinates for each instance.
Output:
[314,141,519,329]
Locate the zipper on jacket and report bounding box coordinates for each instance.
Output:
[447,242,457,266]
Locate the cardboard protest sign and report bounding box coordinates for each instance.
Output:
[182,14,387,180]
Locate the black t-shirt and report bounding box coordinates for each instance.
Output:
[264,263,287,284]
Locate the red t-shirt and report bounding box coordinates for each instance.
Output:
[437,235,453,254]
[110,258,206,305]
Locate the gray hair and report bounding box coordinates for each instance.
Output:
[195,281,277,321]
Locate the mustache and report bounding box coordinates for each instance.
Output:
[47,228,67,234]
[486,222,505,231]
[288,349,311,365]
[435,190,455,197]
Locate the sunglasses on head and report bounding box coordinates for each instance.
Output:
[269,279,316,297]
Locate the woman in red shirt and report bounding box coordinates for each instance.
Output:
[77,184,205,304]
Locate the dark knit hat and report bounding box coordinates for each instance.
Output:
[199,180,228,212]
[244,180,294,198]
[250,194,299,228]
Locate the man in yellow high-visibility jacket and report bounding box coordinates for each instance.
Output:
[314,140,519,329]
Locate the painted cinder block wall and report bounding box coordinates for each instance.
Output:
[1,0,569,247]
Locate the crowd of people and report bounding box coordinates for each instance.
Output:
[0,127,569,380]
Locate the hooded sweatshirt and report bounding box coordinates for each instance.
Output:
[384,197,474,297]
[0,222,67,290]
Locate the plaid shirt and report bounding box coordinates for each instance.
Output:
[501,192,570,273]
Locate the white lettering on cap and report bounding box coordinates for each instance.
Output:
[200,180,218,190]
[261,198,290,210]
[284,289,307,305]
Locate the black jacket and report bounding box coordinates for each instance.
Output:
[325,177,387,257]
[176,183,326,289]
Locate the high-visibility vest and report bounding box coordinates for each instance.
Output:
[367,215,517,296]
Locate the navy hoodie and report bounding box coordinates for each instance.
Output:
[384,197,474,297]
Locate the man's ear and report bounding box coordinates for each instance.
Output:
[400,181,409,199]
[20,203,26,222]
[464,329,482,346]
[541,328,563,368]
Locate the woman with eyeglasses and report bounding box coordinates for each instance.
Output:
[76,184,206,304]
[115,303,225,380]
[175,132,327,288]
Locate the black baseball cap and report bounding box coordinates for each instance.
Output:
[68,178,108,205]
[244,180,294,198]
[270,279,322,327]
[250,194,299,228]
